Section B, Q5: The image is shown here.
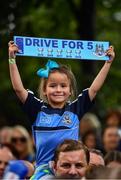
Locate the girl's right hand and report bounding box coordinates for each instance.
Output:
[8,41,19,58]
[105,45,115,63]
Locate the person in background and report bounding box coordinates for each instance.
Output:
[101,126,120,155]
[105,109,121,151]
[89,149,105,166]
[0,126,13,144]
[0,143,19,160]
[0,146,15,179]
[10,125,35,163]
[85,166,121,179]
[104,150,121,168]
[84,149,105,179]
[3,160,35,179]
[105,109,121,128]
[80,113,101,141]
[82,130,98,149]
[0,144,34,179]
[107,167,121,179]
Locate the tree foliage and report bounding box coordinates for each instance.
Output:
[0,0,121,127]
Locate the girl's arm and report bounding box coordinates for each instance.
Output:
[89,46,115,101]
[8,41,28,103]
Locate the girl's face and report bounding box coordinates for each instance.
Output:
[44,71,71,108]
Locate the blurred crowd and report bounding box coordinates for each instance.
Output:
[1,108,121,179]
[0,125,35,179]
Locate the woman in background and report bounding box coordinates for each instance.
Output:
[11,125,35,163]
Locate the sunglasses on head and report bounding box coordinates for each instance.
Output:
[11,137,27,143]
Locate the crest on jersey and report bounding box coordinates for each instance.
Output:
[62,114,72,124]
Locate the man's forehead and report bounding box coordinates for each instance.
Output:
[58,150,86,161]
[105,128,118,134]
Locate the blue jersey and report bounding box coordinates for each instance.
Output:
[23,89,94,167]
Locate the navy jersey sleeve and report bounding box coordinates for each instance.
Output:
[69,89,95,120]
[22,90,43,124]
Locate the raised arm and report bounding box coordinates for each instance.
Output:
[89,46,115,101]
[8,41,28,103]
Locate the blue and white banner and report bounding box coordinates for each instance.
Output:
[14,36,109,61]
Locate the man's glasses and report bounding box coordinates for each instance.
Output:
[11,137,27,144]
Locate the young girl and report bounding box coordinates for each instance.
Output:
[8,41,115,179]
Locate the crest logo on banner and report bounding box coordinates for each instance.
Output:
[15,37,24,54]
[93,44,105,57]
[14,36,109,61]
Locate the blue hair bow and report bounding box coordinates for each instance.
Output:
[37,60,59,78]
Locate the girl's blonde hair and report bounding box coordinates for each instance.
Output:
[38,65,77,102]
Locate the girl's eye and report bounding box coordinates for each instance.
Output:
[49,84,56,87]
[61,84,67,87]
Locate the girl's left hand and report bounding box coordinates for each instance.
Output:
[106,46,115,63]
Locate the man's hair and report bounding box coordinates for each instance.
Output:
[53,139,90,164]
[85,166,109,179]
[86,166,121,179]
[104,151,121,165]
[38,65,77,102]
[90,148,104,158]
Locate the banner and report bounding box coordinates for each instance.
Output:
[14,36,109,61]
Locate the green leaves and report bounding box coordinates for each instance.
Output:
[1,0,121,124]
